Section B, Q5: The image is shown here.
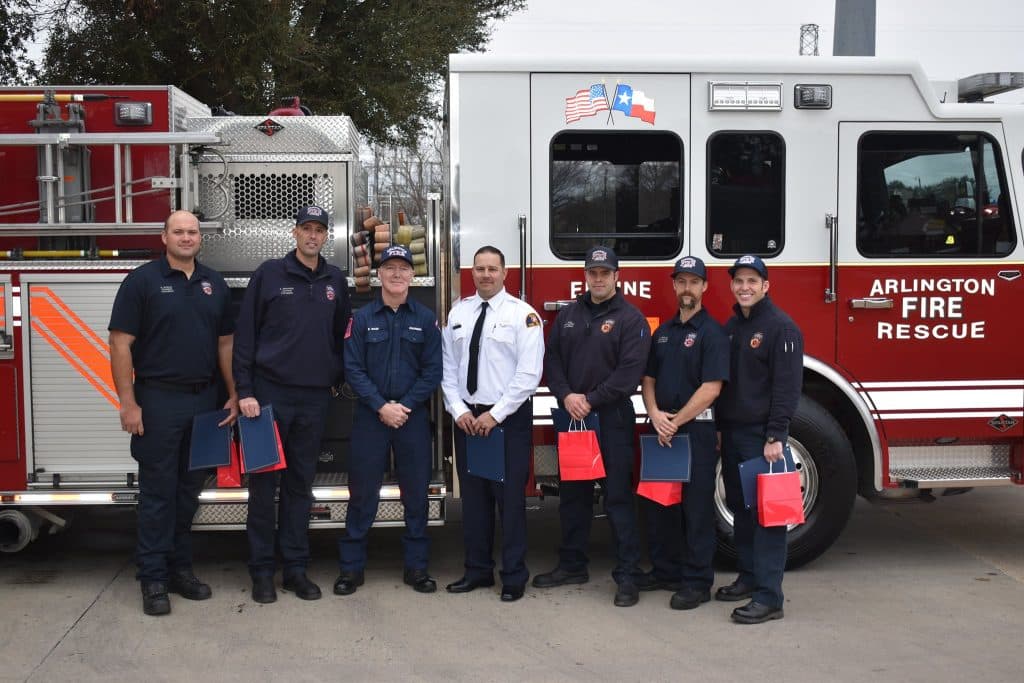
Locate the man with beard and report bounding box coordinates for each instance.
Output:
[639,256,729,611]
[109,210,238,615]
[234,205,351,604]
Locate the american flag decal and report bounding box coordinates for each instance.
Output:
[565,84,610,124]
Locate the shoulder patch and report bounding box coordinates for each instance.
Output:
[344,317,353,339]
[526,313,541,328]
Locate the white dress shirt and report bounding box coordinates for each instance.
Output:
[441,287,544,423]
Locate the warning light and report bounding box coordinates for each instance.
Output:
[794,84,833,109]
[114,101,153,126]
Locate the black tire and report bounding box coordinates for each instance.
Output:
[714,395,858,569]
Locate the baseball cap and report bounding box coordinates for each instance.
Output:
[584,246,619,271]
[671,255,707,280]
[379,244,414,266]
[295,205,329,228]
[728,254,768,279]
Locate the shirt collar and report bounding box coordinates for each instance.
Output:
[159,254,207,280]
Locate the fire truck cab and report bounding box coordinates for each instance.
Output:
[447,56,1024,565]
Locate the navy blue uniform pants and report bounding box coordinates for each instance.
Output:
[641,496,682,582]
[246,376,330,578]
[721,423,787,607]
[645,423,719,590]
[557,400,640,585]
[454,401,532,588]
[130,383,216,582]
[339,404,431,572]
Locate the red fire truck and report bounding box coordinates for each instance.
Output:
[1,56,1022,568]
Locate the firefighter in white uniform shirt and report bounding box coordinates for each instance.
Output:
[441,245,545,602]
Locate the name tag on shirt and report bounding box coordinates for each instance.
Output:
[695,407,714,422]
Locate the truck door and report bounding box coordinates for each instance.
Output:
[836,122,1023,486]
[528,74,691,315]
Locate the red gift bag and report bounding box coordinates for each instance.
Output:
[757,460,805,527]
[241,422,288,474]
[637,480,683,506]
[557,420,605,481]
[217,438,243,488]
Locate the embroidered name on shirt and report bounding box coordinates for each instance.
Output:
[160,286,174,294]
[280,287,294,296]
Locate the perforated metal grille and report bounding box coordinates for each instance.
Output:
[196,162,348,273]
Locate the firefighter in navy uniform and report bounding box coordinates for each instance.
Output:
[233,205,351,604]
[640,256,729,610]
[335,245,443,595]
[534,246,652,607]
[441,246,544,602]
[717,254,803,624]
[109,210,238,616]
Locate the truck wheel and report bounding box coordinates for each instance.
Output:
[713,395,858,569]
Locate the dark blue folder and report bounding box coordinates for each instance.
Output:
[466,428,505,483]
[639,434,691,482]
[188,409,232,471]
[237,405,282,473]
[738,445,796,509]
[550,407,601,440]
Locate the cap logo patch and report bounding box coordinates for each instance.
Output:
[201,280,213,296]
[591,249,608,262]
[307,206,323,217]
[680,257,696,268]
[684,332,697,348]
[739,255,756,265]
[750,332,764,349]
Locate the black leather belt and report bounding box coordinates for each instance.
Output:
[465,402,494,415]
[137,378,213,394]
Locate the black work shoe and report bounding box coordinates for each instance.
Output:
[333,571,364,596]
[141,581,170,616]
[715,579,755,602]
[731,600,784,624]
[403,568,437,594]
[614,582,639,607]
[445,575,495,594]
[670,586,711,610]
[168,570,212,601]
[282,572,322,600]
[500,585,525,602]
[251,575,277,604]
[531,567,589,588]
[634,571,682,592]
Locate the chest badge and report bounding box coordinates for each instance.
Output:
[200,280,213,296]
[600,319,615,334]
[684,332,697,348]
[750,332,764,349]
[326,284,336,301]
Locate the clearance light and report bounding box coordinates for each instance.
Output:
[198,489,250,502]
[794,84,833,109]
[709,82,783,111]
[114,101,153,126]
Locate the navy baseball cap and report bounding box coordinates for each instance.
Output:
[584,246,619,271]
[295,205,329,228]
[379,244,414,266]
[671,255,707,280]
[728,254,768,279]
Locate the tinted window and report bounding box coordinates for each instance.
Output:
[550,131,682,260]
[857,132,1015,257]
[707,132,785,256]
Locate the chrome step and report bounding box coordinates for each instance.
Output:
[890,465,1016,488]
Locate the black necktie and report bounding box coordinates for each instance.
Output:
[466,301,488,395]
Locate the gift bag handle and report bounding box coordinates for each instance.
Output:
[767,457,789,474]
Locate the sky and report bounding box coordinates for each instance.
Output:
[484,0,1024,101]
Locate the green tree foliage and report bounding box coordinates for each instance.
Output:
[0,0,37,83]
[42,1,524,144]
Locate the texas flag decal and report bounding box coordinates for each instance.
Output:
[611,84,656,125]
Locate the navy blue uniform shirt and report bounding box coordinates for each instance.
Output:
[544,291,651,409]
[108,255,232,382]
[645,308,730,413]
[344,297,442,412]
[233,250,350,398]
[718,296,803,441]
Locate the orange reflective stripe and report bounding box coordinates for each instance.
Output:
[30,289,119,409]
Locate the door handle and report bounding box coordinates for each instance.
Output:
[849,297,894,309]
[543,300,574,311]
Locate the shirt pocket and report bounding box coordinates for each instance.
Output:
[401,328,425,345]
[366,328,390,345]
[487,324,515,345]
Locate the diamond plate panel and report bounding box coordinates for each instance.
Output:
[533,445,559,477]
[192,499,443,527]
[186,117,361,156]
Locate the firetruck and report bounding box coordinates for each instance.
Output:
[1,56,1022,568]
